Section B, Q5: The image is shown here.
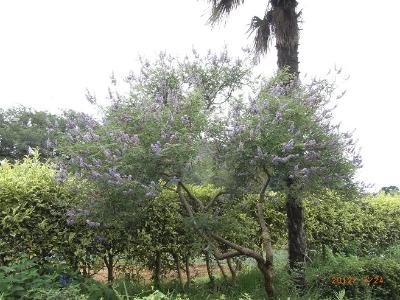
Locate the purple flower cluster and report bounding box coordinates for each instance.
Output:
[249,99,259,114]
[269,84,285,97]
[86,219,100,228]
[304,139,317,148]
[233,124,245,135]
[272,154,299,165]
[145,181,158,197]
[150,141,162,156]
[55,168,68,183]
[65,209,89,226]
[283,139,294,152]
[181,115,190,125]
[304,151,319,161]
[254,146,265,159]
[274,112,283,122]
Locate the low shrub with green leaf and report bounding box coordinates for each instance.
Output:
[0,255,115,300]
[307,246,400,300]
[305,191,400,256]
[0,151,85,265]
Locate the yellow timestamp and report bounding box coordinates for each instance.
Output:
[331,275,384,286]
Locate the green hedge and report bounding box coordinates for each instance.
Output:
[0,152,84,265]
[307,244,400,300]
[305,192,400,256]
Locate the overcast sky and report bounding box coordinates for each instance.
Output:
[1,0,399,191]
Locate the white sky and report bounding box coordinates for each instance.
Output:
[1,0,399,191]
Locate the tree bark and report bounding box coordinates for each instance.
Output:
[152,252,162,289]
[227,258,237,285]
[277,43,299,76]
[103,252,114,283]
[286,190,307,292]
[271,0,300,77]
[172,252,184,291]
[204,251,215,290]
[215,257,228,282]
[178,179,275,297]
[184,255,191,289]
[257,261,275,298]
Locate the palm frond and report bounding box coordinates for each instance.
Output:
[207,0,245,25]
[248,13,273,55]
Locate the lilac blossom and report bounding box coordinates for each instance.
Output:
[150,141,162,155]
[304,140,317,148]
[238,141,244,151]
[130,134,140,145]
[304,151,319,161]
[255,146,265,159]
[95,235,106,243]
[145,181,158,197]
[86,219,100,228]
[66,133,74,143]
[272,154,299,165]
[270,84,285,97]
[122,189,134,196]
[55,169,68,183]
[45,139,53,149]
[108,168,122,182]
[233,124,245,135]
[181,115,190,125]
[28,146,34,156]
[90,171,101,179]
[288,122,295,133]
[352,154,362,166]
[249,99,259,114]
[274,112,283,122]
[283,139,294,152]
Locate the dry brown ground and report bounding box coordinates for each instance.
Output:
[93,264,229,283]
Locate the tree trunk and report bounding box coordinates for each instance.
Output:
[103,252,114,283]
[184,255,191,289]
[257,261,275,298]
[286,191,307,292]
[277,43,299,76]
[204,252,215,290]
[215,258,228,283]
[152,252,162,289]
[172,252,184,291]
[271,0,300,77]
[227,258,237,285]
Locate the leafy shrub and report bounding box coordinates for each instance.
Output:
[307,248,400,300]
[0,151,84,265]
[0,255,115,300]
[0,255,58,299]
[305,191,400,256]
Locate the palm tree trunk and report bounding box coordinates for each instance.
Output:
[271,0,300,77]
[277,43,299,76]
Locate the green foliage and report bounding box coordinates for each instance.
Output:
[0,151,84,264]
[0,255,58,299]
[380,185,399,195]
[307,248,400,300]
[0,255,115,300]
[0,106,60,161]
[305,192,400,256]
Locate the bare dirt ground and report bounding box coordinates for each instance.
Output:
[93,264,229,283]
